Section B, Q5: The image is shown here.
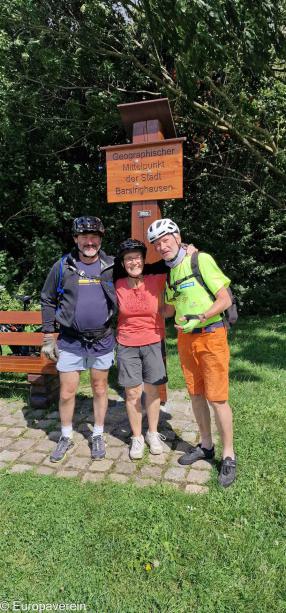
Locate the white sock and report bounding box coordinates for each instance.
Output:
[62,425,73,439]
[93,424,104,437]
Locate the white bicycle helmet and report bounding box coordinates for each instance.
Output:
[147,218,180,243]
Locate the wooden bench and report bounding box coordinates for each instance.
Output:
[0,311,59,408]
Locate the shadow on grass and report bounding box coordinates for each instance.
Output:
[234,335,286,370]
[229,368,261,382]
[167,316,286,373]
[0,372,30,403]
[230,318,286,371]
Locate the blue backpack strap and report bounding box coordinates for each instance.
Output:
[56,254,68,298]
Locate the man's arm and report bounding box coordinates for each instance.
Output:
[143,244,198,276]
[175,286,231,329]
[113,256,127,282]
[143,259,168,274]
[113,256,169,279]
[113,244,198,280]
[197,287,231,323]
[41,262,59,333]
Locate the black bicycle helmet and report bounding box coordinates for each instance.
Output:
[119,238,147,259]
[72,216,105,236]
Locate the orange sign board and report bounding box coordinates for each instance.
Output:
[103,138,184,203]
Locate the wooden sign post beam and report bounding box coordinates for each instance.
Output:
[119,101,178,402]
[118,100,177,264]
[129,118,164,263]
[102,99,185,404]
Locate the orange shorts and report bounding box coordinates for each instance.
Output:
[177,326,230,401]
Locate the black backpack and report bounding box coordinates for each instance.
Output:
[167,252,238,328]
[191,252,238,327]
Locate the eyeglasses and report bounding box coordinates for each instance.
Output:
[123,255,144,263]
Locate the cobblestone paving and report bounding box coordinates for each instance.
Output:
[0,390,218,494]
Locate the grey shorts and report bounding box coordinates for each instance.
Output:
[117,342,167,388]
[56,349,114,373]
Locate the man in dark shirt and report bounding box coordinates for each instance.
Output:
[41,216,116,462]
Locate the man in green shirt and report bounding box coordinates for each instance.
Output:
[147,218,236,488]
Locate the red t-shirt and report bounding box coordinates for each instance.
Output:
[116,274,166,346]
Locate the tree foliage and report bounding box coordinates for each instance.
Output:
[0,0,285,313]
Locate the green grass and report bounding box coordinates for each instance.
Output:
[0,315,285,612]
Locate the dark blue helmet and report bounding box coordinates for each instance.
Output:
[119,238,147,259]
[72,216,105,236]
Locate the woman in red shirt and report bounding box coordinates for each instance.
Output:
[115,239,167,460]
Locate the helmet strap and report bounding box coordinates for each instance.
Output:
[163,233,180,262]
[167,246,180,262]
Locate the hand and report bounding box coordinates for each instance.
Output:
[41,334,59,362]
[197,313,208,323]
[174,315,187,330]
[185,243,198,256]
[174,322,186,330]
[174,315,200,330]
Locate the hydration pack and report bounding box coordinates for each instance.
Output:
[55,254,109,302]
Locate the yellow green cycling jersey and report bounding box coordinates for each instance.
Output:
[165,253,231,333]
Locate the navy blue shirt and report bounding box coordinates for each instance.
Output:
[58,259,115,357]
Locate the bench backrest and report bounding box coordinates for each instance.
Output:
[0,311,57,374]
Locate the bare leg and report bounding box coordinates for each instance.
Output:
[125,384,143,437]
[209,400,234,459]
[190,394,213,449]
[90,368,109,427]
[144,383,160,432]
[59,371,80,426]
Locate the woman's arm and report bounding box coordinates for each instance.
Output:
[143,244,198,276]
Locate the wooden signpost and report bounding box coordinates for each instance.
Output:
[104,139,184,203]
[102,98,185,262]
[102,99,185,401]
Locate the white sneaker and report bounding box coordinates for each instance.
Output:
[129,435,144,460]
[145,431,166,455]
